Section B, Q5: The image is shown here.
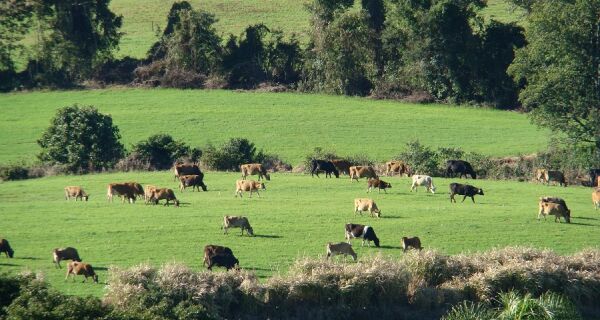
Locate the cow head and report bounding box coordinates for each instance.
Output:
[477,188,484,196]
[174,199,180,207]
[373,209,381,218]
[246,226,254,236]
[471,172,477,179]
[259,183,266,190]
[7,247,14,258]
[201,184,208,191]
[265,173,271,181]
[232,257,240,271]
[565,209,571,223]
[333,168,340,178]
[83,194,89,201]
[373,236,380,247]
[93,274,99,283]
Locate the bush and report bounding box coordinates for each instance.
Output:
[201,138,265,171]
[302,147,340,173]
[37,105,125,173]
[130,134,198,170]
[396,140,438,176]
[0,165,29,181]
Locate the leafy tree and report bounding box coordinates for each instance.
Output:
[131,134,196,170]
[306,0,354,24]
[361,0,385,74]
[201,138,264,171]
[509,0,600,151]
[223,24,270,87]
[38,105,125,172]
[0,1,34,73]
[148,1,193,59]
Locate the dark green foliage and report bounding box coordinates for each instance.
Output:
[201,138,265,171]
[37,105,125,173]
[306,0,355,23]
[223,24,270,87]
[147,1,193,60]
[509,0,600,151]
[0,1,34,73]
[361,0,385,74]
[130,134,196,170]
[0,165,29,181]
[396,140,439,175]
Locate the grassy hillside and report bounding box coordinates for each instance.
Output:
[0,89,548,165]
[1,171,598,297]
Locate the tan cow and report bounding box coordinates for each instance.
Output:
[240,163,270,181]
[66,261,98,283]
[331,159,352,175]
[535,169,567,187]
[592,188,600,210]
[107,182,144,203]
[149,188,179,206]
[386,160,411,176]
[64,186,89,201]
[411,175,436,194]
[235,180,265,198]
[354,198,381,218]
[173,163,202,181]
[222,216,254,236]
[538,198,571,223]
[401,237,423,252]
[349,166,378,182]
[144,185,157,203]
[326,242,357,261]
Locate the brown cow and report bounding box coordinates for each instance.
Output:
[538,198,571,223]
[331,159,352,175]
[53,247,81,268]
[536,169,567,187]
[203,245,233,267]
[222,216,254,236]
[149,188,179,206]
[203,245,239,270]
[179,174,208,192]
[386,161,411,176]
[326,242,357,261]
[65,261,98,283]
[354,198,381,218]
[64,186,89,201]
[107,182,144,203]
[592,188,600,210]
[173,164,202,181]
[241,163,270,181]
[0,239,14,258]
[349,166,378,182]
[235,180,265,198]
[367,178,392,193]
[144,185,157,203]
[401,237,423,252]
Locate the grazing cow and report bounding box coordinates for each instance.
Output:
[241,163,270,181]
[235,180,265,198]
[538,198,571,223]
[107,182,144,203]
[53,247,81,268]
[144,185,157,203]
[349,166,378,182]
[589,169,600,187]
[367,178,392,193]
[540,196,570,211]
[536,169,567,187]
[592,188,600,210]
[446,160,477,179]
[65,261,98,283]
[0,239,14,258]
[354,198,381,218]
[203,245,234,267]
[345,223,380,247]
[326,242,357,261]
[149,188,179,206]
[203,245,239,271]
[331,159,352,175]
[311,160,340,178]
[64,186,89,201]
[386,160,411,176]
[222,216,254,236]
[179,174,208,192]
[411,175,436,194]
[173,163,202,181]
[401,237,423,252]
[449,183,484,203]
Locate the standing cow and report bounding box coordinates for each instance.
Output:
[311,160,340,178]
[446,160,477,179]
[0,239,14,258]
[173,164,202,181]
[345,224,380,247]
[401,237,423,252]
[149,188,180,206]
[367,178,392,193]
[538,197,571,223]
[66,261,98,283]
[326,242,357,261]
[222,216,254,236]
[349,166,378,182]
[331,159,352,175]
[179,174,208,192]
[411,175,436,194]
[536,169,567,187]
[592,188,600,210]
[235,180,266,198]
[386,161,411,176]
[449,183,484,203]
[354,198,381,218]
[241,163,270,181]
[64,186,89,201]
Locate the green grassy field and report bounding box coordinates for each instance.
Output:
[0,88,548,165]
[1,171,598,297]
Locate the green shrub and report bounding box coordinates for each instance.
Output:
[396,140,438,176]
[130,134,198,170]
[0,165,29,181]
[201,138,265,171]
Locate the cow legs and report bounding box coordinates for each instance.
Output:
[450,194,455,203]
[471,196,475,203]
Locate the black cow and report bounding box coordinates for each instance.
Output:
[345,223,380,247]
[449,183,484,203]
[540,196,570,211]
[590,169,600,187]
[207,254,239,271]
[446,160,477,179]
[0,239,14,258]
[311,160,340,178]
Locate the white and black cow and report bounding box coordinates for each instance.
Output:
[345,223,380,247]
[449,183,484,203]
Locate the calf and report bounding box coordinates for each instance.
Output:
[311,160,339,178]
[446,160,477,179]
[354,198,381,218]
[350,166,378,182]
[331,159,351,175]
[0,239,14,258]
[345,223,380,247]
[241,163,270,181]
[538,198,571,223]
[411,175,436,194]
[149,188,179,206]
[367,178,392,193]
[235,180,265,198]
[53,247,81,268]
[386,160,411,176]
[65,261,98,283]
[64,186,89,201]
[401,237,423,252]
[593,188,600,210]
[203,245,239,271]
[326,242,357,261]
[179,174,208,192]
[173,163,202,181]
[203,245,234,267]
[222,216,254,236]
[449,183,484,203]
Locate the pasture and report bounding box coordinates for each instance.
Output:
[0,88,548,165]
[1,170,598,298]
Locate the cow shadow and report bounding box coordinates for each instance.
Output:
[252,234,282,239]
[576,217,598,221]
[568,222,594,227]
[93,266,109,271]
[18,256,42,260]
[0,263,19,267]
[381,215,402,219]
[378,245,402,250]
[244,267,273,272]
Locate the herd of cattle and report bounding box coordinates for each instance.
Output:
[2,161,600,282]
